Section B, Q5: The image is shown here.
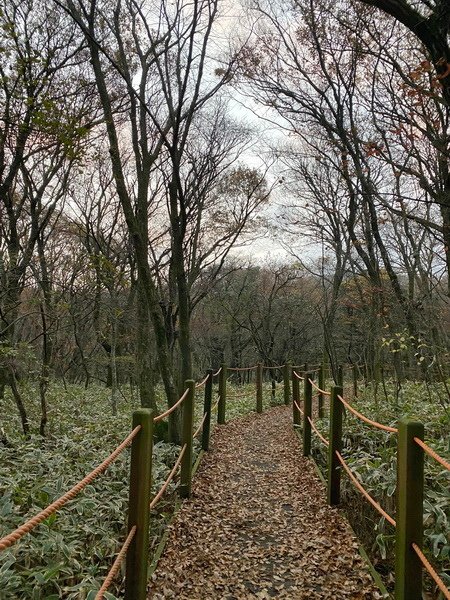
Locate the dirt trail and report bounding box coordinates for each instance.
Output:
[150,406,380,599]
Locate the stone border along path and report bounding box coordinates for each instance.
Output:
[150,405,381,599]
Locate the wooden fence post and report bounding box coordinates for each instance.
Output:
[218,363,227,424]
[180,380,195,498]
[292,368,301,428]
[327,385,343,506]
[283,362,291,405]
[256,363,263,413]
[202,370,213,451]
[318,365,324,419]
[395,419,424,600]
[125,409,153,600]
[303,373,312,456]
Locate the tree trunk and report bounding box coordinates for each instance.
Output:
[39,303,50,436]
[136,279,155,410]
[9,372,29,438]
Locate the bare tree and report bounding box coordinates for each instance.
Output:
[0,0,95,435]
[61,0,243,439]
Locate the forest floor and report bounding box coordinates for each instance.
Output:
[149,405,381,599]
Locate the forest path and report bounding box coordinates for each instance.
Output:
[149,405,380,599]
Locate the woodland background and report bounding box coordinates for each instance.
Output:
[1,0,449,438]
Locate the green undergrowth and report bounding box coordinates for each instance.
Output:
[310,379,450,597]
[0,379,276,599]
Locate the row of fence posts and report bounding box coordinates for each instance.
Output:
[125,361,429,599]
[217,362,293,424]
[125,360,297,597]
[125,370,219,599]
[293,367,426,600]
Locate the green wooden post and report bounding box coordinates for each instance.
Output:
[283,362,291,406]
[218,363,227,424]
[256,363,263,413]
[180,380,195,498]
[327,385,343,506]
[395,419,424,600]
[292,368,301,427]
[303,373,312,457]
[201,369,213,451]
[318,365,324,419]
[125,409,153,600]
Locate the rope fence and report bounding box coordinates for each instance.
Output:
[337,395,398,433]
[335,450,396,526]
[0,367,218,598]
[294,400,303,415]
[154,388,189,423]
[0,426,141,551]
[414,437,450,472]
[308,378,331,396]
[4,358,449,600]
[193,413,208,439]
[292,363,450,599]
[96,525,136,600]
[150,445,187,510]
[1,360,298,597]
[307,416,329,447]
[195,374,210,389]
[412,543,450,600]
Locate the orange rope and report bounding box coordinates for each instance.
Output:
[213,367,222,377]
[335,451,396,527]
[308,378,331,396]
[195,374,209,389]
[150,445,186,509]
[0,426,141,552]
[307,416,329,447]
[211,398,220,412]
[412,543,450,599]
[264,364,284,369]
[95,525,136,599]
[294,400,304,415]
[293,371,305,381]
[337,395,398,434]
[414,438,450,472]
[154,389,189,423]
[193,413,208,438]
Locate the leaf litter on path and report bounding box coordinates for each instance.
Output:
[150,406,381,599]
